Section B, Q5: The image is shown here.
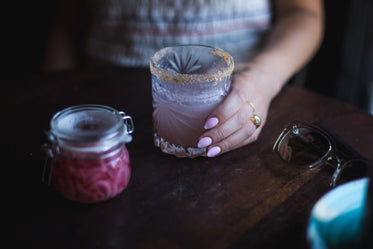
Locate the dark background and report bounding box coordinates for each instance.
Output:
[3,0,373,112]
[304,0,373,113]
[4,1,55,79]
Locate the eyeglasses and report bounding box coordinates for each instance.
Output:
[273,120,370,187]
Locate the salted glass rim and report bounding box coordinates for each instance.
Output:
[150,44,234,84]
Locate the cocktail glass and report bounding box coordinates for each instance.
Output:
[150,45,234,158]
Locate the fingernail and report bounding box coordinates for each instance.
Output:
[197,137,212,148]
[204,117,219,129]
[207,146,221,157]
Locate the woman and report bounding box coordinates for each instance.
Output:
[44,0,324,157]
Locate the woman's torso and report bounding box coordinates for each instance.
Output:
[85,0,272,67]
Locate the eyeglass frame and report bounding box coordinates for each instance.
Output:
[273,120,369,187]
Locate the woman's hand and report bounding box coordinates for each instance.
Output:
[196,0,323,157]
[197,62,277,157]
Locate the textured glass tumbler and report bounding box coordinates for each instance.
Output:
[150,45,234,158]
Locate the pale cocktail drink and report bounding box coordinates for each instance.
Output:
[150,45,234,158]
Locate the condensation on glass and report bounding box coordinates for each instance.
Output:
[150,45,234,158]
[43,104,134,203]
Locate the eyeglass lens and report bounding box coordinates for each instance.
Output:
[278,127,330,167]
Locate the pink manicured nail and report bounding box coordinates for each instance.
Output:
[197,137,212,148]
[207,146,221,157]
[204,117,219,129]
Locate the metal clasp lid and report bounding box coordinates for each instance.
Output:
[41,132,60,185]
[119,111,134,143]
[119,111,134,133]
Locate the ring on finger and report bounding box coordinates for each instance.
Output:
[246,101,261,129]
[250,114,261,129]
[246,101,255,113]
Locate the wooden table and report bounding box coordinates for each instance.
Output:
[5,67,373,249]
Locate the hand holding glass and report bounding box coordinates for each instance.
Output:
[150,45,234,158]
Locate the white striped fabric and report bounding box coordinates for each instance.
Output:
[85,0,272,67]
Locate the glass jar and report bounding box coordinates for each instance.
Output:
[43,104,134,203]
[150,45,234,158]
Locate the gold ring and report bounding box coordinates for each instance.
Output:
[250,114,261,128]
[246,101,255,114]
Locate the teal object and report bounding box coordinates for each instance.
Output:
[307,178,369,249]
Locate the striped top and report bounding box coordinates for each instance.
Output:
[85,0,272,67]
